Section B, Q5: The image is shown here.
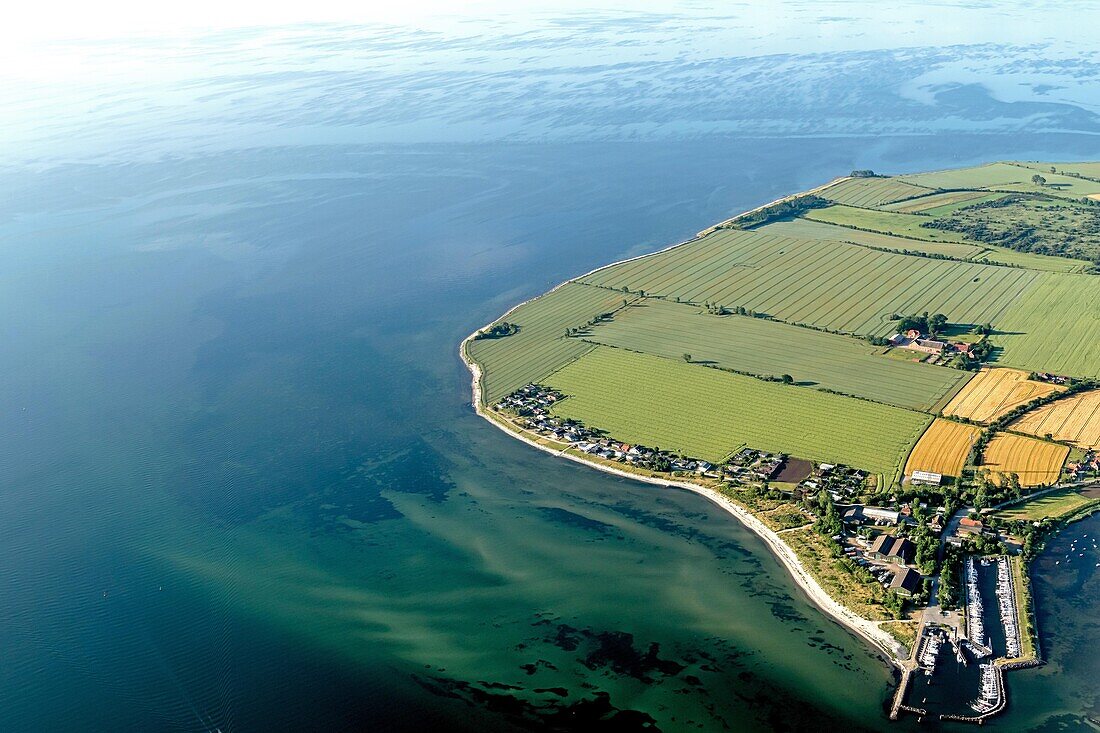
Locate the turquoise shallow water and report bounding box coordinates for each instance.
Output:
[1,12,1099,732]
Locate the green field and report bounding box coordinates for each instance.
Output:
[973,246,1086,274]
[898,161,1100,200]
[996,488,1096,521]
[995,273,1100,377]
[883,190,1005,215]
[758,218,986,259]
[466,283,633,402]
[579,228,1039,336]
[803,204,972,243]
[469,160,1100,499]
[1017,161,1100,180]
[820,177,932,208]
[581,298,970,411]
[923,195,1100,266]
[546,346,931,478]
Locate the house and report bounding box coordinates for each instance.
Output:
[890,567,922,598]
[952,342,971,354]
[915,338,947,351]
[869,534,915,565]
[910,470,942,486]
[887,333,904,345]
[862,506,900,525]
[958,517,985,536]
[905,329,921,340]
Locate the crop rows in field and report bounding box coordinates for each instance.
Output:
[546,346,931,477]
[904,418,982,478]
[578,228,1039,337]
[981,433,1069,487]
[467,283,631,403]
[581,297,970,411]
[758,218,986,259]
[1012,390,1100,450]
[973,246,1086,274]
[995,274,1100,377]
[803,204,971,243]
[820,177,933,208]
[883,190,1002,215]
[899,162,1100,200]
[942,368,1062,424]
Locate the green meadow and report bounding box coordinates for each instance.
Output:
[581,297,970,411]
[469,161,1100,486]
[547,346,931,479]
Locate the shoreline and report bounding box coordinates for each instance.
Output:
[460,332,905,667]
[459,176,907,666]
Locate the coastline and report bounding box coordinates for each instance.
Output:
[460,331,906,666]
[459,177,909,666]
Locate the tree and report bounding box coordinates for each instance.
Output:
[781,374,794,385]
[682,353,692,362]
[1032,174,1047,186]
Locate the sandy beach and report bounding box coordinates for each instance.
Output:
[459,180,914,665]
[460,330,905,666]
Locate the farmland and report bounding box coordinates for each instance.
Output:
[884,190,1005,215]
[469,161,1100,493]
[996,487,1097,521]
[904,419,982,479]
[580,297,970,411]
[465,283,633,403]
[980,433,1069,487]
[820,176,932,208]
[898,161,1100,199]
[759,217,985,259]
[545,346,931,479]
[922,195,1100,265]
[803,204,972,243]
[942,368,1063,424]
[1011,390,1100,449]
[579,228,1039,337]
[995,274,1100,377]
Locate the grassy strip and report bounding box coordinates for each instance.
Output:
[996,487,1096,521]
[880,621,918,657]
[1009,556,1038,663]
[779,527,892,621]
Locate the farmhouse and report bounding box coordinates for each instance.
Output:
[842,505,901,526]
[909,470,942,486]
[890,567,922,598]
[869,534,915,565]
[958,517,985,536]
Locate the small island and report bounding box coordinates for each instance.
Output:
[462,161,1100,724]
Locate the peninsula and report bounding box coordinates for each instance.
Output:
[462,161,1100,723]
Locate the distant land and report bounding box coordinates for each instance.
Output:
[462,161,1100,724]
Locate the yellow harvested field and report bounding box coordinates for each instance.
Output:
[1011,390,1100,449]
[905,419,982,478]
[981,433,1069,487]
[942,368,1063,424]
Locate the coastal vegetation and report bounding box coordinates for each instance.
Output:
[465,161,1100,723]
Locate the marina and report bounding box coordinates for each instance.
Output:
[903,554,1028,723]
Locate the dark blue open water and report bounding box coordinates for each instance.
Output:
[0,6,1098,731]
